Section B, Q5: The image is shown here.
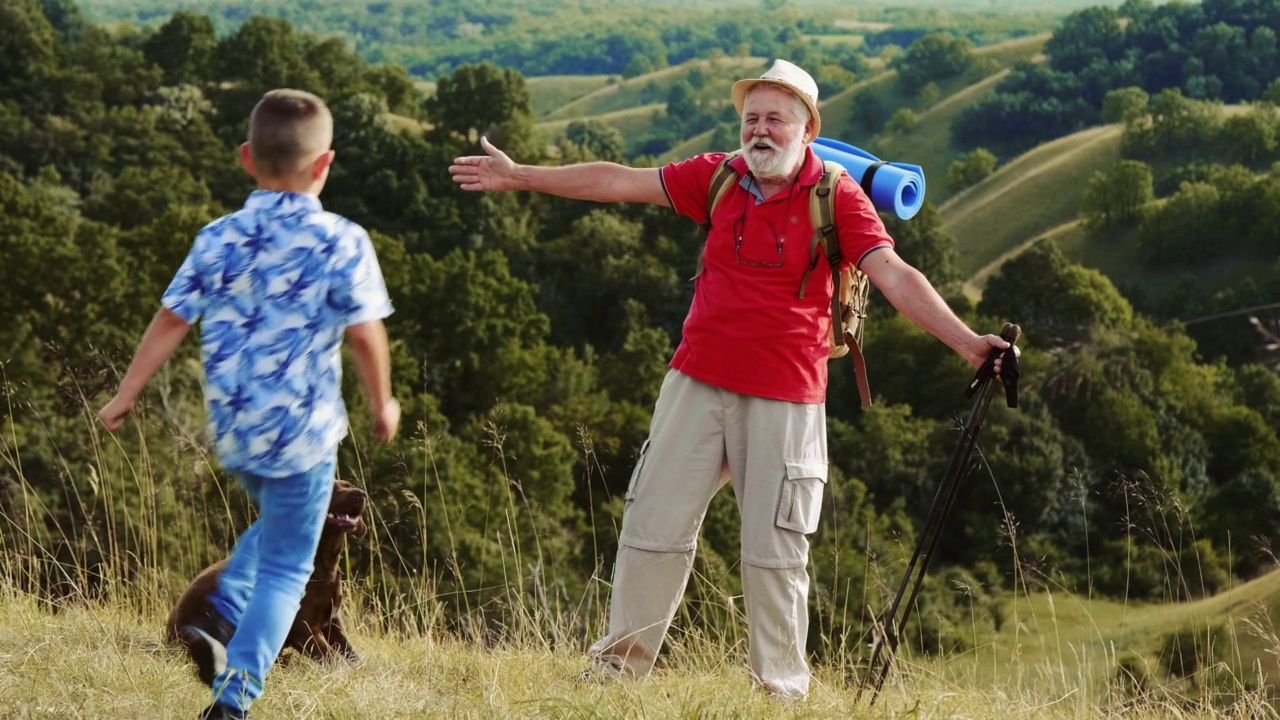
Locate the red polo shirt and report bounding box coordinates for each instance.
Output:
[660,147,894,403]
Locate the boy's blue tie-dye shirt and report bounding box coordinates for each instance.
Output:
[162,190,393,477]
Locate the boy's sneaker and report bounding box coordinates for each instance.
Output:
[198,702,247,719]
[179,608,235,686]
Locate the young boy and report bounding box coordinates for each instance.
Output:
[98,88,400,720]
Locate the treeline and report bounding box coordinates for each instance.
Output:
[79,0,1070,81]
[2,0,1279,661]
[955,0,1280,154]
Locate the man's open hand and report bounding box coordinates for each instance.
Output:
[448,137,518,192]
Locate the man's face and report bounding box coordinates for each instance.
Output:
[739,85,809,182]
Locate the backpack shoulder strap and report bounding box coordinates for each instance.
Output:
[692,151,742,282]
[700,152,741,233]
[803,162,874,409]
[797,161,843,299]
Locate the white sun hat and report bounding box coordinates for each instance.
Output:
[731,59,821,143]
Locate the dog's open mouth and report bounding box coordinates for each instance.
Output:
[326,513,361,531]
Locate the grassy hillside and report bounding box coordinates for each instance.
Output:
[527,74,616,119]
[3,574,1277,717]
[951,567,1280,694]
[536,102,667,143]
[658,34,1049,177]
[939,123,1123,278]
[1053,219,1280,303]
[822,33,1049,150]
[541,56,767,122]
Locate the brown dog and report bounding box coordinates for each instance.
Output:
[165,479,368,665]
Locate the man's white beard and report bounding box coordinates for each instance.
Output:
[742,134,805,182]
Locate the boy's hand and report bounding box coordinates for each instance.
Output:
[98,392,136,432]
[374,398,400,442]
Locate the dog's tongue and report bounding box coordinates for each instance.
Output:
[327,513,359,531]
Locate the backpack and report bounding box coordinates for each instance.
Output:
[694,152,873,408]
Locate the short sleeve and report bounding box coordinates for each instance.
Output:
[161,233,209,323]
[328,225,393,327]
[834,173,895,269]
[660,153,726,224]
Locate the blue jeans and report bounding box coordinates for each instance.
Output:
[208,457,336,713]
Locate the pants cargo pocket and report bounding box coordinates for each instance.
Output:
[625,439,652,503]
[775,460,827,535]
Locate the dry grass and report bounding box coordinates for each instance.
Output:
[4,582,1279,719]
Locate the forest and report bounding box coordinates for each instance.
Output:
[1,0,1279,665]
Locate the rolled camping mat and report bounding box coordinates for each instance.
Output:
[810,136,926,220]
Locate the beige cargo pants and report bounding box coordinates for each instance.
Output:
[588,370,827,699]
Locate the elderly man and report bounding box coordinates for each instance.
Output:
[449,59,1011,698]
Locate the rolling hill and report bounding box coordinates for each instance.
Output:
[540,56,767,122]
[939,123,1123,280]
[948,566,1280,692]
[659,32,1048,164]
[527,74,616,118]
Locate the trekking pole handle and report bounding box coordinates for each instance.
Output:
[965,322,1022,406]
[1000,322,1021,345]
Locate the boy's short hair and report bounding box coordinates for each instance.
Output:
[248,89,334,178]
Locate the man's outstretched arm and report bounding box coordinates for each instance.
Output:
[860,248,1013,371]
[449,136,670,207]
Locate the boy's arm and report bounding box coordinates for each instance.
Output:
[345,319,399,442]
[98,307,192,431]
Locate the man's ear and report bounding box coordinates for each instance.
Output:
[239,143,255,175]
[311,149,336,180]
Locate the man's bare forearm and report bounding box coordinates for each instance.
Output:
[513,162,667,205]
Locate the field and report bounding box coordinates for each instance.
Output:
[4,568,1279,718]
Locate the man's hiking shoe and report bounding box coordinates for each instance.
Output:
[573,657,625,684]
[179,608,235,686]
[198,702,247,719]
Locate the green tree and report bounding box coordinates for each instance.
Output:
[564,119,626,163]
[893,32,974,96]
[881,203,960,291]
[142,10,217,87]
[363,63,423,118]
[426,62,539,163]
[1045,6,1124,74]
[396,249,552,420]
[1080,159,1154,233]
[0,0,61,112]
[850,89,889,134]
[979,241,1134,346]
[884,107,918,135]
[214,16,324,135]
[1218,108,1277,165]
[1101,86,1149,124]
[945,148,998,193]
[1134,181,1221,264]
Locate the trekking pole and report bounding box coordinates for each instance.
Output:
[857,322,1022,705]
